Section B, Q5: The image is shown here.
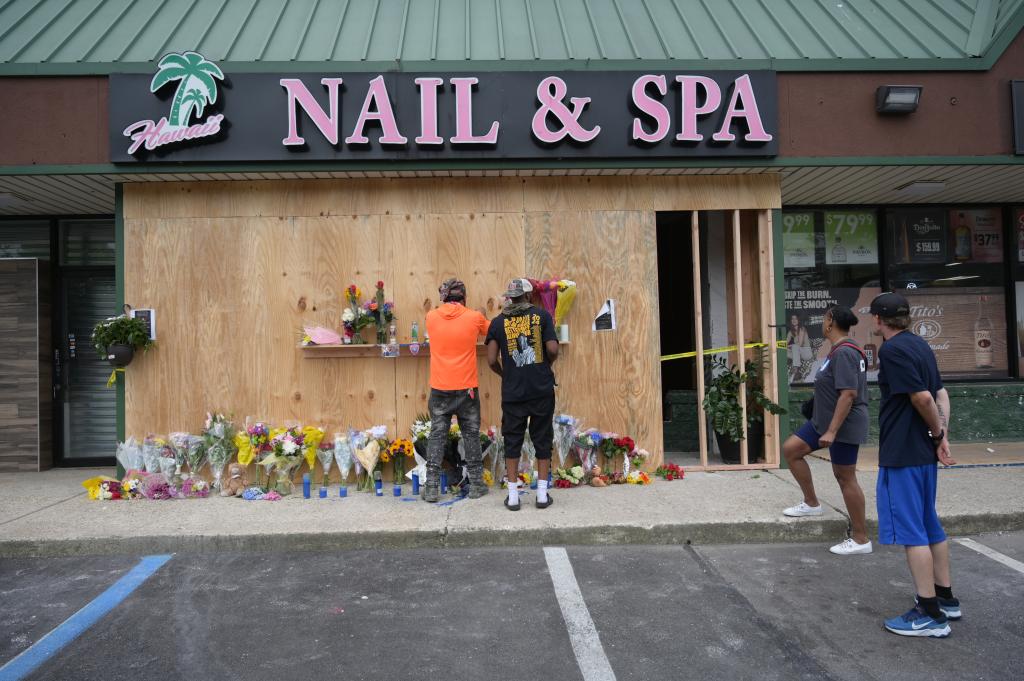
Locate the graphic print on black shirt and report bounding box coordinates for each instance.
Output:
[486,306,557,403]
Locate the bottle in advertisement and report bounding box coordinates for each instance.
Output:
[954,212,972,261]
[863,342,877,370]
[974,295,993,369]
[831,236,847,264]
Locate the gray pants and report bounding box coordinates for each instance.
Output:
[426,388,483,483]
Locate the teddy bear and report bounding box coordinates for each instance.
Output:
[221,462,248,497]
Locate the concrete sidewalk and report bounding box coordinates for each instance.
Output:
[1,458,1022,557]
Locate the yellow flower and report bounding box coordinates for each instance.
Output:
[483,470,494,486]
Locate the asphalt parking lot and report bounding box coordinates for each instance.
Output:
[1,532,1022,681]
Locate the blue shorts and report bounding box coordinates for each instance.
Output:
[876,464,946,547]
[794,421,860,466]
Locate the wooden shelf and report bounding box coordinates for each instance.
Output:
[300,340,568,359]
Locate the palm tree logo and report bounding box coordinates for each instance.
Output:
[149,51,224,128]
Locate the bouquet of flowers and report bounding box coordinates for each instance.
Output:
[185,435,207,480]
[363,280,396,345]
[82,475,121,500]
[167,432,191,485]
[624,447,649,478]
[343,284,374,344]
[483,426,504,480]
[553,414,579,468]
[333,432,354,487]
[553,465,586,488]
[141,473,174,500]
[599,434,634,472]
[554,279,578,326]
[203,413,236,491]
[115,438,144,474]
[519,430,537,475]
[158,440,178,484]
[121,475,144,499]
[383,438,414,482]
[655,463,685,481]
[265,426,305,495]
[573,428,602,472]
[244,421,271,488]
[178,477,210,498]
[352,427,383,492]
[316,440,334,488]
[626,470,651,485]
[410,415,431,458]
[301,426,326,475]
[528,278,559,319]
[142,435,166,474]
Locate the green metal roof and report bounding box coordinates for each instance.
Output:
[1,0,1022,75]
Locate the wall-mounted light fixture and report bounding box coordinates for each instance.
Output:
[876,85,922,114]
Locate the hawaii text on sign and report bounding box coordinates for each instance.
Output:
[110,52,778,163]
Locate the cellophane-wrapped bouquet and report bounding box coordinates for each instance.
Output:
[203,413,236,492]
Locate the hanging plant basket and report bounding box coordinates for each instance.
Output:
[106,344,135,368]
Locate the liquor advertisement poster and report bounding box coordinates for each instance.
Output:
[825,211,878,265]
[889,208,947,265]
[784,285,881,385]
[782,212,816,269]
[948,209,1003,264]
[902,286,1008,379]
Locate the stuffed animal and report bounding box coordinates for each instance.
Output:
[221,462,248,497]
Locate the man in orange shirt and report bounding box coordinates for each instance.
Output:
[423,278,489,502]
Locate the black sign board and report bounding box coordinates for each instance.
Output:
[110,69,777,163]
[1013,80,1024,155]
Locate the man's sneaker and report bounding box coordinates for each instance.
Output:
[917,596,962,620]
[468,481,489,499]
[829,538,873,555]
[884,606,951,638]
[783,502,823,517]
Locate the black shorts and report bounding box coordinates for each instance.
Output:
[502,393,555,460]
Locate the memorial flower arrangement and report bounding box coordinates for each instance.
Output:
[411,415,431,457]
[316,439,334,488]
[301,425,326,473]
[553,414,580,467]
[264,426,305,495]
[333,432,354,487]
[554,279,578,326]
[383,438,414,482]
[343,284,374,343]
[203,412,236,491]
[599,434,634,470]
[573,428,602,471]
[528,278,560,318]
[244,421,270,488]
[655,463,685,481]
[362,280,396,344]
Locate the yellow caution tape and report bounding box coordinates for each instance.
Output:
[106,367,125,388]
[660,340,788,362]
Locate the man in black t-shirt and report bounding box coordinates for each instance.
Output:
[871,292,959,639]
[486,278,559,511]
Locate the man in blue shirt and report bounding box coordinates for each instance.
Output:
[871,292,958,638]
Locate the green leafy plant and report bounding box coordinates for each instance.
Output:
[702,349,786,443]
[92,315,154,359]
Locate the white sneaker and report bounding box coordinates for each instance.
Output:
[783,501,823,517]
[829,538,873,555]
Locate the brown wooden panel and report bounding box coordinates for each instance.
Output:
[524,210,663,464]
[0,259,45,472]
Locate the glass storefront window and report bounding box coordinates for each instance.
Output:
[782,210,882,385]
[885,207,1008,380]
[1012,208,1024,378]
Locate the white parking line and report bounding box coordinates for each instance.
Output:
[954,537,1024,575]
[543,547,617,681]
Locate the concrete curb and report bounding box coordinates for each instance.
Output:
[3,512,1021,557]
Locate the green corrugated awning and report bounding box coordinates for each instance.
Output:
[0,0,1022,75]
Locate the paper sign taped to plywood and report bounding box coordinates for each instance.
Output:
[593,299,616,332]
[131,308,157,341]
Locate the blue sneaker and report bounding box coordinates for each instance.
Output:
[916,596,962,620]
[884,605,951,637]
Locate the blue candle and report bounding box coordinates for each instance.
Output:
[302,473,311,499]
[440,472,448,494]
[319,487,327,498]
[393,484,402,497]
[339,486,347,498]
[374,479,383,496]
[411,472,420,495]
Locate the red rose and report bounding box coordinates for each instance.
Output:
[377,280,384,289]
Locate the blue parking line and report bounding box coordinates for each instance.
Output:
[0,554,173,681]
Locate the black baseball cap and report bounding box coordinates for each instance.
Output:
[869,292,910,317]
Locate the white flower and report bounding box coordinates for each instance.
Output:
[283,440,299,455]
[341,309,355,323]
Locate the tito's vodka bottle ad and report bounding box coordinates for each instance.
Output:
[974,295,994,369]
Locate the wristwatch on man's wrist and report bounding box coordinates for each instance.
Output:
[929,429,945,445]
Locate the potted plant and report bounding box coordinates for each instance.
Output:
[702,349,786,464]
[92,314,154,367]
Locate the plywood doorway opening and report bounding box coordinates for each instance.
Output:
[659,209,782,471]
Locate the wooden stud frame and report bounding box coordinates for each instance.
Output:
[690,208,781,471]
